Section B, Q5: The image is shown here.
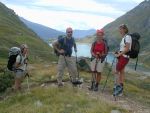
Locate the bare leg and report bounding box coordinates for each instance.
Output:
[14,78,22,91]
[96,72,101,84]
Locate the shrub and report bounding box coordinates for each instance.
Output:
[0,71,14,93]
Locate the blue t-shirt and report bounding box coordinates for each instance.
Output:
[58,37,74,56]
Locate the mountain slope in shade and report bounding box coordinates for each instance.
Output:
[73,29,96,38]
[20,17,65,40]
[0,2,54,62]
[20,17,96,39]
[103,0,150,49]
[102,0,150,66]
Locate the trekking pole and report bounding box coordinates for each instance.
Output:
[102,57,116,93]
[25,58,30,92]
[89,57,98,90]
[25,73,30,91]
[75,52,80,79]
[135,56,138,70]
[93,58,98,82]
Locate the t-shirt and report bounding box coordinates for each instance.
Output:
[120,34,132,52]
[16,54,27,71]
[92,41,106,55]
[58,37,75,56]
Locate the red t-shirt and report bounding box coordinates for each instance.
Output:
[92,41,106,55]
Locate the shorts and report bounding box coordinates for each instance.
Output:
[15,69,25,78]
[116,56,129,71]
[91,58,105,73]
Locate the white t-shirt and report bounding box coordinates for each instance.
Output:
[16,54,27,71]
[120,34,132,52]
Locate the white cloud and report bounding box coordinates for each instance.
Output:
[34,0,124,15]
[2,0,141,31]
[7,4,114,30]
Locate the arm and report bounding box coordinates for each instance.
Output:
[52,41,60,52]
[118,42,130,56]
[74,43,77,52]
[15,55,22,68]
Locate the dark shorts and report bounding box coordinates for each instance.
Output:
[116,56,129,71]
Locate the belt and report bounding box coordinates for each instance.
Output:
[61,54,71,57]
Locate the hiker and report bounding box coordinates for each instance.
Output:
[14,44,29,91]
[52,27,82,87]
[113,24,132,96]
[89,29,108,91]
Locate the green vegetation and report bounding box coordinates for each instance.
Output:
[0,2,56,65]
[0,71,14,92]
[0,1,149,113]
[0,87,129,113]
[0,63,149,113]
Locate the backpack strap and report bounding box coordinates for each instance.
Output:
[103,39,108,55]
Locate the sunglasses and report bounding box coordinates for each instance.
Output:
[67,31,73,33]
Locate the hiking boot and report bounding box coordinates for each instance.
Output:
[88,82,95,91]
[72,80,83,85]
[58,83,63,87]
[93,83,99,91]
[113,85,123,96]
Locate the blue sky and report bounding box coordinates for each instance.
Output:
[1,0,144,31]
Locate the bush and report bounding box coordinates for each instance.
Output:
[0,71,15,93]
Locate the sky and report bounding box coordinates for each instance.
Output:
[1,0,144,31]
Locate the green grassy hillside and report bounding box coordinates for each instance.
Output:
[0,2,55,65]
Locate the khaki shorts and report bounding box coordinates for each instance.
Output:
[91,58,105,72]
[15,70,25,79]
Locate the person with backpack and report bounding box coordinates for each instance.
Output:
[52,27,82,87]
[14,44,28,91]
[89,29,108,91]
[113,24,132,96]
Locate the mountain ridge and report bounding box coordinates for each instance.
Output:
[0,2,54,63]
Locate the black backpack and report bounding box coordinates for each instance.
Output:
[125,33,140,58]
[54,35,66,56]
[124,32,140,70]
[54,35,76,56]
[7,47,22,71]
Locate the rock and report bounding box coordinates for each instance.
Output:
[35,100,43,107]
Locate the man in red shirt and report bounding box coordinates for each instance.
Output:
[89,29,108,91]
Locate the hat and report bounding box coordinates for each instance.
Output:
[96,29,104,35]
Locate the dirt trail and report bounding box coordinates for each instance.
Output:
[44,81,150,113]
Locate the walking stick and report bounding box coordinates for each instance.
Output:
[102,57,116,93]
